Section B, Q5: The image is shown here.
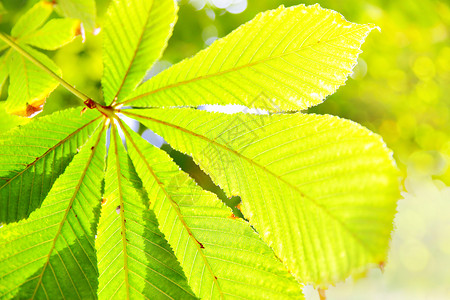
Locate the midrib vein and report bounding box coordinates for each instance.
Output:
[111,123,131,300]
[123,110,376,256]
[121,26,368,105]
[0,117,102,191]
[120,122,225,299]
[30,124,105,299]
[112,0,155,103]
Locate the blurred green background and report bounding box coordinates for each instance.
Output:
[1,0,449,299]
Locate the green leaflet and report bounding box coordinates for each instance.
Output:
[122,122,304,299]
[122,4,377,111]
[0,2,6,15]
[0,102,30,134]
[102,0,178,104]
[96,124,195,299]
[0,108,102,224]
[11,1,53,38]
[123,108,400,285]
[0,124,106,299]
[1,1,80,115]
[55,0,96,32]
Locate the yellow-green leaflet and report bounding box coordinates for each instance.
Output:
[122,4,377,111]
[102,0,178,103]
[123,108,399,284]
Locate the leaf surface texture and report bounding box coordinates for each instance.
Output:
[0,126,106,299]
[124,4,376,111]
[0,109,102,223]
[96,125,196,299]
[102,0,177,103]
[122,124,304,299]
[124,108,399,284]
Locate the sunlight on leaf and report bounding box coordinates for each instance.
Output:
[123,108,399,285]
[123,4,378,111]
[96,124,196,299]
[123,123,305,299]
[0,1,401,298]
[55,0,97,32]
[0,108,102,223]
[0,125,105,299]
[102,0,178,104]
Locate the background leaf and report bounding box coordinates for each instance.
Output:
[20,18,81,51]
[102,0,178,104]
[10,1,53,38]
[0,2,6,15]
[123,4,376,111]
[55,0,96,32]
[123,108,399,285]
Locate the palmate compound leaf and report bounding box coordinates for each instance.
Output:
[1,1,80,116]
[96,124,196,299]
[0,123,106,299]
[121,108,400,285]
[120,121,305,299]
[102,0,177,104]
[0,0,398,298]
[120,4,378,111]
[0,108,102,224]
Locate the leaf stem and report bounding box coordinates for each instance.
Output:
[0,32,93,104]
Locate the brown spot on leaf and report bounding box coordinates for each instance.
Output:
[25,104,44,117]
[74,21,83,36]
[379,261,386,273]
[13,98,46,118]
[228,213,239,220]
[196,240,204,249]
[43,1,56,7]
[116,205,121,214]
[318,288,327,300]
[73,20,86,43]
[101,198,107,205]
